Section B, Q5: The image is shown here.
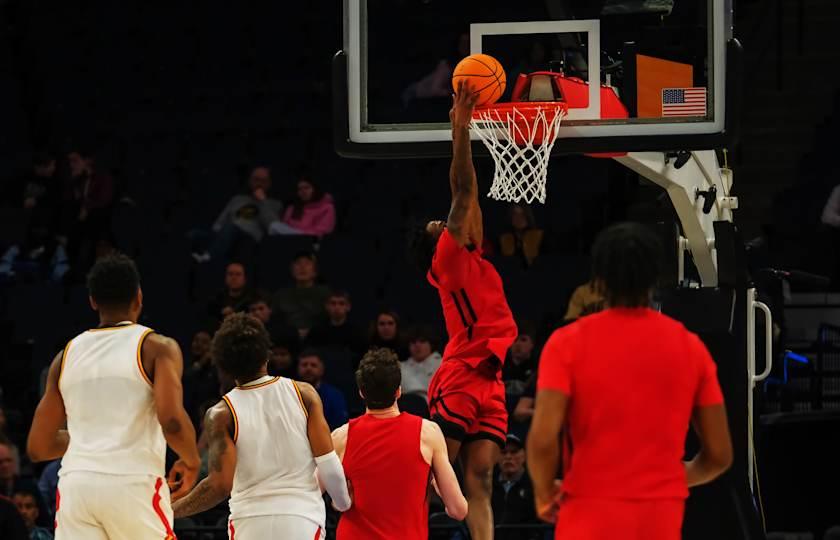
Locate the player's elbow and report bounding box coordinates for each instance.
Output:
[448,497,468,521]
[707,440,734,474]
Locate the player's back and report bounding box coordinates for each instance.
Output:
[540,308,723,499]
[428,229,517,366]
[223,376,325,526]
[337,412,430,540]
[59,322,165,478]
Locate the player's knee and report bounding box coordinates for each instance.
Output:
[464,461,494,494]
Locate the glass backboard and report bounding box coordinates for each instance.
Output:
[334,0,741,157]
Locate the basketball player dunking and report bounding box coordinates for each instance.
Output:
[409,81,518,540]
[27,254,200,540]
[172,314,351,539]
[331,349,467,540]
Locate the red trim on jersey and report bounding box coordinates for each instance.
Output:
[151,477,176,539]
[229,519,235,539]
[312,528,321,540]
[54,487,60,530]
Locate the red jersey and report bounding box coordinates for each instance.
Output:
[538,308,724,500]
[336,413,430,540]
[428,229,517,367]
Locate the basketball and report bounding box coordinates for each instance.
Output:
[452,53,506,106]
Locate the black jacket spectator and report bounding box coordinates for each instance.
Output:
[368,310,408,359]
[182,330,221,427]
[491,435,539,540]
[248,295,300,354]
[0,495,27,540]
[305,291,365,357]
[206,262,257,325]
[272,252,330,334]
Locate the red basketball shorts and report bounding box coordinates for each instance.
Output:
[555,496,685,540]
[427,358,507,447]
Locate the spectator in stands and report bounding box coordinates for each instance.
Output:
[272,252,330,336]
[191,166,283,263]
[498,204,544,268]
[247,293,300,353]
[268,342,297,379]
[183,330,219,427]
[296,350,348,430]
[821,184,840,227]
[0,495,27,540]
[564,279,605,321]
[0,408,21,464]
[269,174,336,237]
[12,490,52,540]
[503,324,538,400]
[64,147,114,273]
[305,290,365,355]
[368,310,408,359]
[206,262,256,323]
[399,326,442,403]
[0,443,47,528]
[491,435,538,540]
[0,152,67,282]
[512,373,537,426]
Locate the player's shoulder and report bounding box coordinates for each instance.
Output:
[143,330,177,349]
[420,418,444,440]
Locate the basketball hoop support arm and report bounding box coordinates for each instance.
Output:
[614,150,737,288]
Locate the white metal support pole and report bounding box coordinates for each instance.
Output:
[615,150,738,288]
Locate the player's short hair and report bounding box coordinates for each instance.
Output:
[86,253,141,308]
[407,223,437,272]
[356,348,402,410]
[591,222,662,308]
[212,313,271,381]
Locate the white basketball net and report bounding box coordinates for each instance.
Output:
[471,105,566,204]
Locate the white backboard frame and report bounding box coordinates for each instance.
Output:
[344,0,727,145]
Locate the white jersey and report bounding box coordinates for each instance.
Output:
[58,322,166,478]
[223,375,325,526]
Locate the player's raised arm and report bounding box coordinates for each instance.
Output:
[145,333,201,500]
[425,420,468,520]
[27,351,70,462]
[299,382,352,511]
[448,80,483,248]
[173,403,237,517]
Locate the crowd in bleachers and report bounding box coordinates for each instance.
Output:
[0,1,634,537]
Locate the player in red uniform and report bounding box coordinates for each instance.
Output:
[528,223,734,540]
[409,81,518,540]
[332,348,467,540]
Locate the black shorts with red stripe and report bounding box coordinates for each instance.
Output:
[428,357,507,448]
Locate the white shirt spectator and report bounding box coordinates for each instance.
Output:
[821,185,840,228]
[400,352,442,402]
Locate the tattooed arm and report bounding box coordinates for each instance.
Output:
[172,401,237,518]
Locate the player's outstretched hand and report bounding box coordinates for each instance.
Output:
[449,80,478,130]
[168,458,200,502]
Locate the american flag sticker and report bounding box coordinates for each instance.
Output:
[661,88,707,117]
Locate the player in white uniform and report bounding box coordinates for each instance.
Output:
[27,254,200,539]
[172,313,351,539]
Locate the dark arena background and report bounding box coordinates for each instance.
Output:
[2,0,840,539]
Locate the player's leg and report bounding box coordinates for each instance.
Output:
[232,515,326,539]
[54,473,109,540]
[428,360,478,462]
[460,360,508,540]
[460,438,501,540]
[98,475,176,540]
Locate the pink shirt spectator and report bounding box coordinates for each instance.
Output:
[280,194,336,236]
